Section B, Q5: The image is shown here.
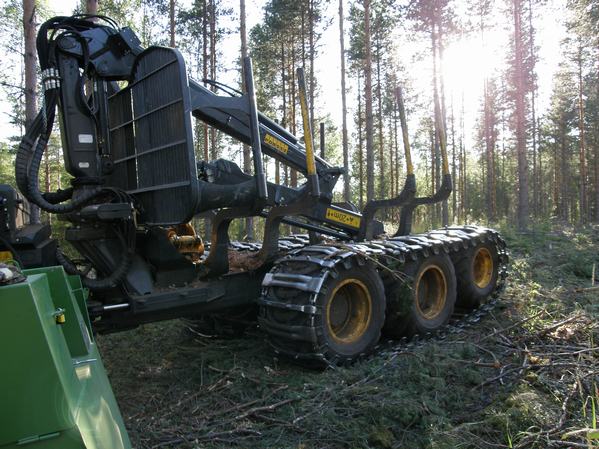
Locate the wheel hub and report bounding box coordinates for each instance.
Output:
[415,265,447,320]
[472,247,493,288]
[326,279,372,344]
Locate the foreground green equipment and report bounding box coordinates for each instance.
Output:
[0,267,130,449]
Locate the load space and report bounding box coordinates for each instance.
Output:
[10,14,508,369]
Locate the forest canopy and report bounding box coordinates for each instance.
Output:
[0,0,597,235]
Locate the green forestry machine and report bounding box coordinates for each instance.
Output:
[3,15,509,368]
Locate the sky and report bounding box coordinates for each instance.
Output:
[0,0,567,157]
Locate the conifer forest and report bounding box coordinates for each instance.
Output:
[2,0,599,233]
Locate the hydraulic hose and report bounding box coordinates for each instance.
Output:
[15,109,44,197]
[42,187,74,204]
[16,15,104,214]
[21,91,102,214]
[15,107,74,206]
[23,16,134,290]
[55,229,133,290]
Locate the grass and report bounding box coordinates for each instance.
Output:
[97,225,599,449]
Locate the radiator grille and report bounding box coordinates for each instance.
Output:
[108,47,198,226]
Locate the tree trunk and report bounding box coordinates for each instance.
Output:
[23,0,39,223]
[209,0,217,160]
[431,23,440,226]
[561,132,568,221]
[577,44,586,223]
[338,0,350,201]
[389,110,395,198]
[278,41,285,187]
[480,9,496,223]
[437,21,449,226]
[553,137,559,218]
[460,91,466,222]
[240,0,253,239]
[290,44,297,188]
[393,97,400,197]
[596,56,599,222]
[376,35,385,200]
[595,139,599,222]
[308,0,315,133]
[483,79,497,222]
[431,126,435,194]
[363,0,375,202]
[86,0,98,15]
[201,0,210,240]
[528,0,538,219]
[450,95,456,222]
[358,72,364,209]
[169,0,176,47]
[513,0,530,230]
[430,127,435,229]
[202,0,209,161]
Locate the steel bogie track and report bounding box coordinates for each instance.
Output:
[257,225,509,367]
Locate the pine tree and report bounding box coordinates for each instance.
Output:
[240,0,253,239]
[338,0,350,201]
[511,0,530,230]
[363,0,374,201]
[86,0,98,15]
[169,0,176,47]
[547,65,577,221]
[23,0,39,223]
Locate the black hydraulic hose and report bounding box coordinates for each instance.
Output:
[27,136,101,213]
[15,105,75,206]
[22,17,104,213]
[24,92,102,214]
[15,109,44,197]
[42,188,74,204]
[55,230,133,290]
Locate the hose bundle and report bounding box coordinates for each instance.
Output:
[15,15,135,290]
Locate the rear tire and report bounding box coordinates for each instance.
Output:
[316,262,386,363]
[260,258,386,367]
[454,241,499,309]
[383,253,456,338]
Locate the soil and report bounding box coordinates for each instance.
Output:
[97,225,599,449]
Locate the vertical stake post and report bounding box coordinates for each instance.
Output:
[297,67,320,197]
[243,57,268,201]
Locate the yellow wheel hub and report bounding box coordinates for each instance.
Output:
[415,265,447,320]
[326,279,372,344]
[472,247,494,289]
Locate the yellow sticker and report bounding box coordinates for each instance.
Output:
[264,133,289,154]
[325,208,361,228]
[0,251,13,263]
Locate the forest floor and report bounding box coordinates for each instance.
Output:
[98,225,599,449]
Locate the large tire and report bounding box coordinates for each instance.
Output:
[383,252,456,338]
[316,262,386,362]
[454,241,499,309]
[260,258,386,366]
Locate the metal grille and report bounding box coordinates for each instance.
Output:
[108,47,198,226]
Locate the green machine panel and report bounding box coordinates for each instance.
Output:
[0,267,131,449]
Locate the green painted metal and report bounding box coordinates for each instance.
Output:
[0,267,131,449]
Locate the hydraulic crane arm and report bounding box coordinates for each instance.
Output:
[50,17,334,180]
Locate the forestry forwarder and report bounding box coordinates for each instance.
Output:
[8,15,508,368]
